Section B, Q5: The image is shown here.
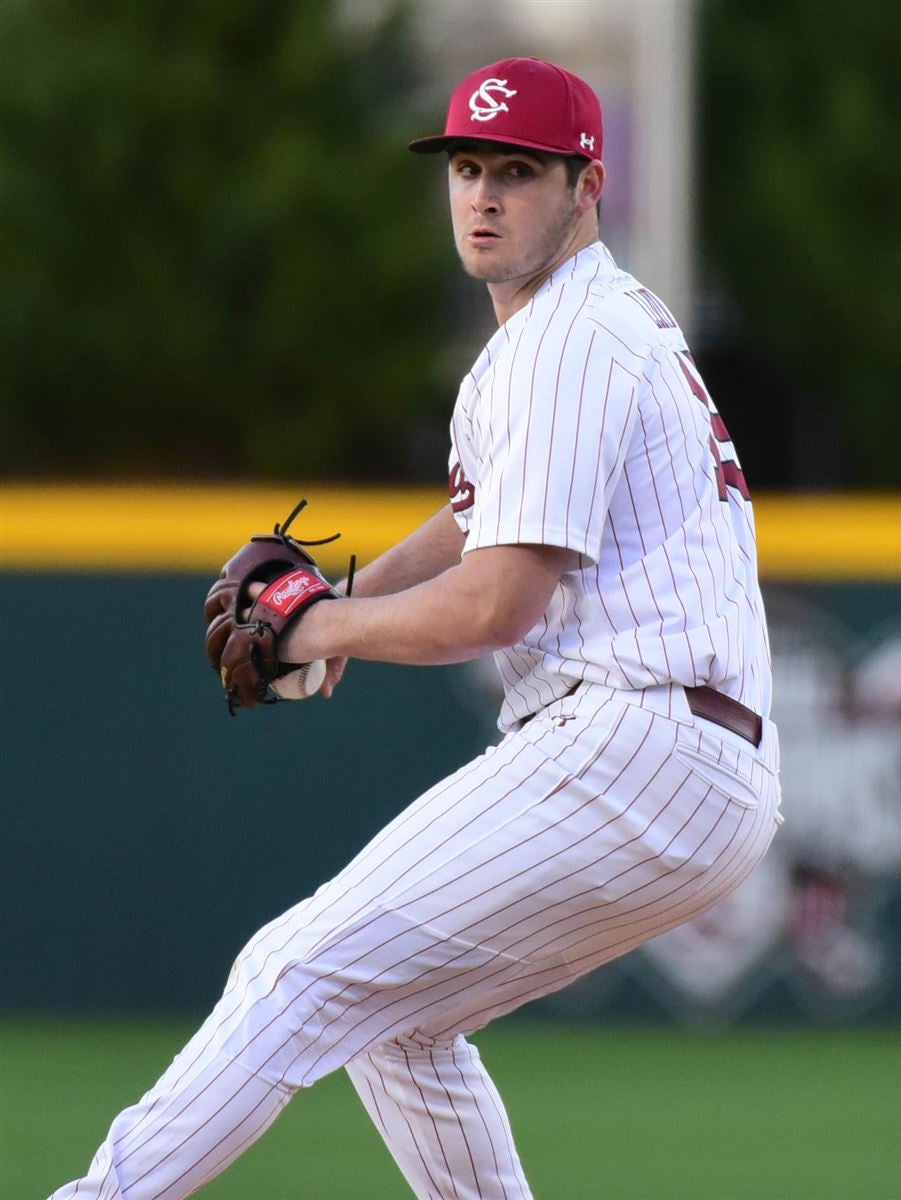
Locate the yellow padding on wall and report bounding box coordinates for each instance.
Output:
[753,494,900,581]
[1,484,899,579]
[0,485,445,574]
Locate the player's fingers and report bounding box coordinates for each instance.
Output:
[321,655,348,699]
[237,581,267,623]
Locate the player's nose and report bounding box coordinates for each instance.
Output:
[470,175,501,215]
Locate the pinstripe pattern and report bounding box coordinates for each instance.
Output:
[50,685,780,1200]
[347,1034,531,1200]
[51,236,781,1199]
[448,242,773,731]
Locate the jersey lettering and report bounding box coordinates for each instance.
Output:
[626,287,677,330]
[448,462,476,513]
[677,354,750,501]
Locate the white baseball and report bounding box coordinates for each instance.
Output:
[270,659,327,701]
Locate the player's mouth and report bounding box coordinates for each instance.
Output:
[468,227,502,246]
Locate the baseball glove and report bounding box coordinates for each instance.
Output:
[204,499,354,714]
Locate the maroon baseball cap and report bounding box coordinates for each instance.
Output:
[409,57,603,161]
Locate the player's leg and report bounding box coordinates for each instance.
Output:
[47,716,559,1200]
[326,683,782,1050]
[336,690,781,1200]
[346,1032,532,1200]
[49,683,780,1200]
[49,1048,291,1200]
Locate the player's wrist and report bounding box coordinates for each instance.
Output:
[282,594,340,663]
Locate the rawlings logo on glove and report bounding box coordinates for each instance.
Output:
[261,569,331,615]
[204,499,354,714]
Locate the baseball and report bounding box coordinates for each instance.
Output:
[270,659,327,701]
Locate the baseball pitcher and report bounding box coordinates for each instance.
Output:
[50,57,782,1200]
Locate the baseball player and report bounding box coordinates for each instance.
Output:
[50,57,782,1200]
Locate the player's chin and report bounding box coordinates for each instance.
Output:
[458,248,516,283]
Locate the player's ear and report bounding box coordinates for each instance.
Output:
[576,161,604,213]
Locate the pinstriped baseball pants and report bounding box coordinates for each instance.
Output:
[50,682,781,1200]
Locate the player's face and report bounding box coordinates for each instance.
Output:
[448,145,581,285]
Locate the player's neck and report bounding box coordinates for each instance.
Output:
[487,223,599,325]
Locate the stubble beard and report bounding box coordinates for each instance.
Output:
[458,194,580,284]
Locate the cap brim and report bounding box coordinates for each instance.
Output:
[407,135,455,154]
[408,133,593,158]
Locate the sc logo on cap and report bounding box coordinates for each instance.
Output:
[469,78,517,122]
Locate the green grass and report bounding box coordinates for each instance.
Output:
[2,1020,899,1199]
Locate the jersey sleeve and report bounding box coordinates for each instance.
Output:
[448,398,477,536]
[464,315,639,566]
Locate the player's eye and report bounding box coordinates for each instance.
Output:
[505,161,536,180]
[453,161,480,178]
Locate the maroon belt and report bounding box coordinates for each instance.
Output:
[684,685,762,747]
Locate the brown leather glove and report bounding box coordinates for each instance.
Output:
[204,500,342,713]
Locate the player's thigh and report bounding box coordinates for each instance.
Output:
[375,694,781,972]
[212,695,778,1081]
[227,690,628,990]
[236,689,778,985]
[409,707,781,1040]
[221,721,564,977]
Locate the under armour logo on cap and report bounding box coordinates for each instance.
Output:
[469,78,518,122]
[409,57,603,161]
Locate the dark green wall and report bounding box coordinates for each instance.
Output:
[3,573,899,1025]
[0,573,492,1012]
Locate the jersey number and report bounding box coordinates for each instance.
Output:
[677,355,750,501]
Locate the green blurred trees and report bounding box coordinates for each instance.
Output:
[699,0,901,486]
[0,0,450,480]
[2,1,898,486]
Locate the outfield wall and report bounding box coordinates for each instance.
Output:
[2,486,899,1023]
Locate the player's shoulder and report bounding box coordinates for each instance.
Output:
[586,276,689,364]
[528,243,689,365]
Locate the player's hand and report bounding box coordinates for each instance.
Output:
[321,656,348,699]
[241,580,265,619]
[243,582,347,699]
[318,575,352,698]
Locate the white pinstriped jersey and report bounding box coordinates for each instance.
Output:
[449,242,772,731]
